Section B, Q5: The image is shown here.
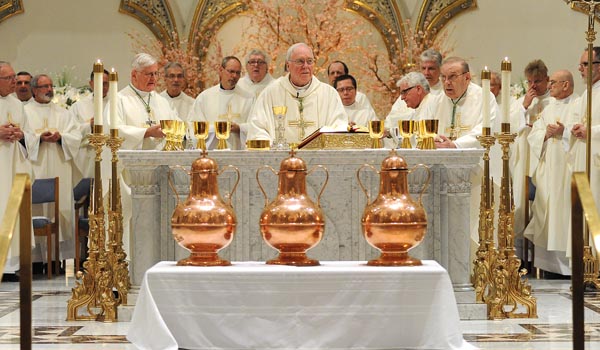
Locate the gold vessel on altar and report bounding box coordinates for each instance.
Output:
[257,149,328,266]
[357,149,431,266]
[170,150,239,266]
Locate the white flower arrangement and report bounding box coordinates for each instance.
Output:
[52,85,91,109]
[510,79,528,99]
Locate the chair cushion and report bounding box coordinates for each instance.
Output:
[32,216,52,229]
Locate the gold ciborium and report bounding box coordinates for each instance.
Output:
[369,120,384,148]
[160,119,176,151]
[419,119,438,150]
[193,121,209,150]
[399,120,415,149]
[357,149,431,266]
[169,150,240,266]
[256,149,328,266]
[215,121,231,150]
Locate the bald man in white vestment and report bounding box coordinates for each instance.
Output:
[511,60,551,237]
[0,62,31,278]
[334,74,376,128]
[524,69,577,275]
[237,49,275,99]
[70,69,108,184]
[114,53,179,151]
[188,56,253,150]
[25,74,81,262]
[248,43,347,144]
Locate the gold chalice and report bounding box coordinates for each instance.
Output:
[369,120,384,148]
[193,121,209,150]
[272,106,288,116]
[420,119,439,150]
[173,120,186,150]
[399,120,415,149]
[160,119,176,151]
[215,121,231,150]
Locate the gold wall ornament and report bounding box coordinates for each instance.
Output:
[257,149,328,266]
[0,0,23,25]
[169,150,239,266]
[119,0,178,45]
[416,0,477,35]
[485,124,537,320]
[357,149,431,266]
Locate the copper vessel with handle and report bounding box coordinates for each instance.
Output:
[256,149,328,266]
[357,149,431,266]
[169,150,239,266]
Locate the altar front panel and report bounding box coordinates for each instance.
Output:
[119,149,482,287]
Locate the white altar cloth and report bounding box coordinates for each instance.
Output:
[127,261,475,350]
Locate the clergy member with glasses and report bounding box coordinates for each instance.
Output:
[237,49,275,99]
[247,42,347,145]
[333,74,376,128]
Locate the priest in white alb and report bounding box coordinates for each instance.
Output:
[524,69,577,275]
[159,62,194,121]
[70,68,109,184]
[25,74,81,262]
[113,53,179,151]
[237,49,275,99]
[333,74,376,128]
[247,43,348,144]
[0,61,32,279]
[188,56,253,150]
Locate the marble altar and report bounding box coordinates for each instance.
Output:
[119,149,483,288]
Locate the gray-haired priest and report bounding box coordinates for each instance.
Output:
[247,43,347,145]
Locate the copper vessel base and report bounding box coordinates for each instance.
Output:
[367,252,422,267]
[177,252,231,267]
[266,252,320,266]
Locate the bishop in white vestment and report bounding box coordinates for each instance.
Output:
[248,43,347,144]
[524,70,577,274]
[25,74,81,261]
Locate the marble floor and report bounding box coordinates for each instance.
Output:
[0,264,597,350]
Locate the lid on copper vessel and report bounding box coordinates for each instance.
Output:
[380,149,408,170]
[191,150,218,172]
[279,149,306,171]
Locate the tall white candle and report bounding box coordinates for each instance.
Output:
[481,67,491,129]
[93,60,103,126]
[109,69,118,129]
[501,57,512,124]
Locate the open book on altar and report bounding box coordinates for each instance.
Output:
[298,126,372,149]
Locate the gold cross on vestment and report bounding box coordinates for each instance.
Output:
[444,113,471,140]
[6,112,19,127]
[219,104,241,123]
[288,115,315,140]
[35,118,49,134]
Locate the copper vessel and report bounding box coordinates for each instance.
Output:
[169,150,239,266]
[257,149,328,266]
[357,149,431,266]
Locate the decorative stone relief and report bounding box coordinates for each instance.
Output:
[119,0,177,45]
[416,0,476,35]
[0,0,23,25]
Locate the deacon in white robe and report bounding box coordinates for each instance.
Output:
[524,70,578,275]
[188,56,253,150]
[70,69,109,183]
[511,60,551,236]
[14,71,33,104]
[420,48,444,97]
[0,62,32,275]
[327,60,375,120]
[159,62,195,121]
[25,74,81,261]
[237,49,276,99]
[248,43,347,145]
[333,74,376,128]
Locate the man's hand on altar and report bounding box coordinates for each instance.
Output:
[144,124,166,138]
[571,123,587,140]
[435,135,457,148]
[230,122,240,133]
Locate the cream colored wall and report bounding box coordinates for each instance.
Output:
[0,0,592,95]
[0,0,153,87]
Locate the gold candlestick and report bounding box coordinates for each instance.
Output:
[486,123,537,320]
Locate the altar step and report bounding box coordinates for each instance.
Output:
[455,290,488,320]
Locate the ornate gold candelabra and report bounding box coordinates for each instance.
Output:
[568,0,600,289]
[486,123,537,319]
[472,127,497,303]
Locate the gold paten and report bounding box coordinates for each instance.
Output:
[357,149,431,266]
[257,149,328,266]
[170,150,239,266]
[246,139,271,150]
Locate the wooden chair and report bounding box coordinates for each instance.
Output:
[73,178,92,271]
[523,175,536,273]
[31,177,60,279]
